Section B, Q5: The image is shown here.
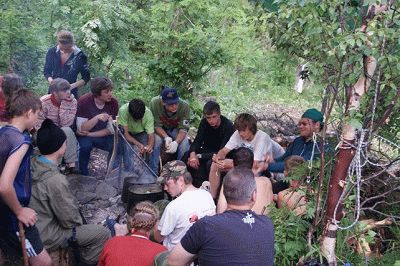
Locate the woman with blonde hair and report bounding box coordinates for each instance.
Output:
[99,201,167,266]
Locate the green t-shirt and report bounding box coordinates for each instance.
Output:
[118,103,154,134]
[149,97,190,130]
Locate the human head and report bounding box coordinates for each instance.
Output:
[128,201,159,232]
[299,108,324,138]
[234,113,257,141]
[284,155,306,188]
[2,73,23,98]
[91,77,113,102]
[232,147,254,169]
[128,99,146,120]
[161,87,179,113]
[37,119,67,157]
[49,78,71,101]
[203,101,221,128]
[6,89,41,119]
[160,160,192,197]
[57,30,74,53]
[223,168,256,206]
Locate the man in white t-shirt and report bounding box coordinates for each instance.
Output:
[154,160,215,250]
[209,113,273,199]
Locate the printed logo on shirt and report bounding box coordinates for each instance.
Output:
[239,143,254,152]
[242,212,255,228]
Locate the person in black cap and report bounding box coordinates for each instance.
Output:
[29,119,110,265]
[149,86,190,174]
[267,108,324,193]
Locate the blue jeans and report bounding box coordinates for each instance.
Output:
[129,132,158,174]
[78,135,114,175]
[153,128,190,174]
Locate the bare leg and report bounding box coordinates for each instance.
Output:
[209,162,221,199]
[29,249,52,266]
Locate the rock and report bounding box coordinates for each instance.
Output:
[76,192,96,204]
[96,182,118,200]
[67,174,98,193]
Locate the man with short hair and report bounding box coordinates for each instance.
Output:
[268,108,324,193]
[37,78,78,173]
[118,98,156,172]
[217,147,274,215]
[168,168,275,266]
[208,113,273,199]
[150,87,190,173]
[154,160,215,250]
[76,77,119,175]
[30,119,110,265]
[184,101,235,187]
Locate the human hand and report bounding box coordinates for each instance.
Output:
[144,145,153,153]
[47,77,53,84]
[97,113,110,122]
[17,207,37,227]
[212,154,220,163]
[188,155,200,169]
[164,137,173,149]
[166,141,178,154]
[77,129,90,136]
[215,159,233,170]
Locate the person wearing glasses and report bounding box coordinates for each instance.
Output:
[44,30,90,99]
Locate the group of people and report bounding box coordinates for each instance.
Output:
[0,29,325,265]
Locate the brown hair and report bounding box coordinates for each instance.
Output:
[3,73,23,98]
[128,201,159,232]
[57,30,74,45]
[49,78,70,93]
[7,89,41,118]
[284,155,306,174]
[234,113,257,135]
[90,77,113,97]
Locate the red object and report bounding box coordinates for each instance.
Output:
[99,232,167,266]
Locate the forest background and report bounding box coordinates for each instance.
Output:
[0,0,399,265]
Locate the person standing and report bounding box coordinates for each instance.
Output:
[44,30,90,99]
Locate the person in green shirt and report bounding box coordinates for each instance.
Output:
[149,87,190,174]
[118,98,157,172]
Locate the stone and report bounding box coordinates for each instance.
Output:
[67,174,98,194]
[75,192,96,204]
[96,182,118,200]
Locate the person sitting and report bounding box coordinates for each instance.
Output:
[168,168,275,266]
[209,113,273,199]
[154,160,215,250]
[44,30,90,99]
[0,73,24,124]
[0,89,52,266]
[118,98,157,172]
[183,101,235,187]
[30,119,110,265]
[217,147,274,215]
[36,78,78,173]
[99,201,167,266]
[267,108,324,193]
[76,77,119,176]
[149,87,190,174]
[276,155,309,216]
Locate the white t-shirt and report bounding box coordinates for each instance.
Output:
[158,188,216,250]
[225,130,272,161]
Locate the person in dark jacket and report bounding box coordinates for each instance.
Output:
[44,30,90,99]
[267,108,324,193]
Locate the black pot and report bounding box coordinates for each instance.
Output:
[127,184,165,212]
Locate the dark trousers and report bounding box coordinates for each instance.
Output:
[78,135,114,175]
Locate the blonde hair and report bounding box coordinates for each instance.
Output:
[57,30,74,45]
[128,201,159,232]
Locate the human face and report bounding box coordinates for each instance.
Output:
[238,128,254,142]
[298,118,319,138]
[58,43,73,54]
[164,103,178,113]
[164,178,184,197]
[27,109,40,129]
[54,89,71,101]
[98,88,113,103]
[205,112,221,128]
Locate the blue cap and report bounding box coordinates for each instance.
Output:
[161,87,179,105]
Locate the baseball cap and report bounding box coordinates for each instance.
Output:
[161,87,179,105]
[302,108,324,126]
[158,160,189,183]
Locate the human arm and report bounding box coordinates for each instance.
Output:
[70,79,86,90]
[0,144,37,227]
[168,243,196,266]
[78,113,110,133]
[59,98,77,127]
[216,186,227,214]
[71,51,90,89]
[43,48,54,83]
[122,125,144,148]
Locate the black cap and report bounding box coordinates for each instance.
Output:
[37,119,67,155]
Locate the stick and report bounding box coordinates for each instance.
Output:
[18,222,29,266]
